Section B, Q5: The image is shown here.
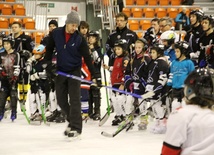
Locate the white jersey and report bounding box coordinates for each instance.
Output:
[162,104,214,155]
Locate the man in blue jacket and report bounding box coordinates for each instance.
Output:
[45,10,100,138]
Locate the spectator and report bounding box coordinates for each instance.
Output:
[175,8,190,30]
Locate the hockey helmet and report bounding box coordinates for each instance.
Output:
[184,68,214,101]
[33,44,46,54]
[143,27,157,46]
[2,35,15,48]
[88,30,100,39]
[174,41,190,56]
[160,30,175,48]
[136,38,148,51]
[0,32,6,39]
[151,44,165,56]
[114,39,128,51]
[202,15,214,27]
[189,9,204,23]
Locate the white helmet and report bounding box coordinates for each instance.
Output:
[160,30,176,41]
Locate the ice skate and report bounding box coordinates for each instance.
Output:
[46,110,60,122]
[0,111,4,121]
[10,111,17,121]
[64,127,71,136]
[67,130,81,141]
[55,112,66,123]
[150,119,167,134]
[92,113,100,121]
[112,115,125,126]
[138,115,148,131]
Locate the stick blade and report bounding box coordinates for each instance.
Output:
[141,91,155,99]
[99,113,110,126]
[101,131,114,138]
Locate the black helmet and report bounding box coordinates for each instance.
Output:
[88,30,100,39]
[143,27,157,46]
[2,35,15,48]
[0,31,6,39]
[202,15,214,27]
[151,44,165,56]
[114,39,127,51]
[189,9,204,23]
[136,38,148,51]
[184,68,214,101]
[174,41,190,56]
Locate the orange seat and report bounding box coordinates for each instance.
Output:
[131,8,143,18]
[167,8,179,19]
[137,32,144,38]
[143,8,155,18]
[33,32,45,44]
[0,17,9,29]
[171,0,181,5]
[122,8,131,17]
[155,8,167,18]
[136,0,147,5]
[9,17,22,26]
[1,4,12,15]
[23,18,35,29]
[148,0,158,5]
[13,4,25,15]
[159,0,169,5]
[6,0,16,2]
[140,20,151,30]
[126,0,135,5]
[128,20,139,30]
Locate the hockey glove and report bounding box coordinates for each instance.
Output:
[30,73,39,81]
[13,65,20,77]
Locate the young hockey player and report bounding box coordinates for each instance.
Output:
[27,45,50,122]
[161,68,214,155]
[160,30,176,63]
[0,36,20,121]
[184,9,204,66]
[198,15,214,68]
[146,44,169,134]
[103,39,129,126]
[166,41,195,112]
[88,30,103,120]
[125,39,151,130]
[0,32,6,53]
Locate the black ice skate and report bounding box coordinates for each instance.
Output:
[112,115,125,126]
[46,110,59,122]
[55,112,66,123]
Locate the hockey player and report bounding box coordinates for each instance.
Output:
[146,44,169,134]
[166,41,195,112]
[103,39,130,126]
[27,45,50,122]
[88,30,103,120]
[125,39,151,130]
[11,21,34,111]
[198,15,214,68]
[0,36,20,121]
[160,30,177,63]
[161,68,214,155]
[0,32,6,53]
[184,9,204,65]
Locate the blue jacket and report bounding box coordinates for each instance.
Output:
[45,26,95,76]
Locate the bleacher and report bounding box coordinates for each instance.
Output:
[0,0,46,44]
[122,0,201,38]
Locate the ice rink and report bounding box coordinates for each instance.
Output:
[0,87,164,155]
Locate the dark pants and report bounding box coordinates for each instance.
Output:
[55,69,82,134]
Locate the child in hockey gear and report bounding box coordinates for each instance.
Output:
[0,32,6,53]
[146,44,169,134]
[166,41,195,112]
[161,68,214,155]
[125,39,151,130]
[0,35,20,121]
[88,30,103,120]
[27,45,50,122]
[103,39,129,125]
[160,30,176,63]
[198,15,214,68]
[185,9,204,66]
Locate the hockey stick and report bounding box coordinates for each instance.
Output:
[125,89,172,132]
[57,71,146,99]
[101,91,155,138]
[99,29,111,126]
